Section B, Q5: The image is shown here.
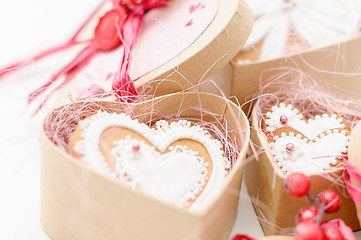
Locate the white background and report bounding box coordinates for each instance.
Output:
[0,0,358,239]
[0,0,102,239]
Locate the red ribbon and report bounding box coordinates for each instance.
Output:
[0,0,105,79]
[0,0,169,108]
[0,0,107,103]
[112,0,169,102]
[29,44,99,103]
[344,156,361,204]
[30,3,128,108]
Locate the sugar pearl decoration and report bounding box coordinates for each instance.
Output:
[280,115,288,124]
[132,143,140,152]
[286,143,295,153]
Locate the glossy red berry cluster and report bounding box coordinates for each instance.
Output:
[230,172,348,240]
[285,172,343,240]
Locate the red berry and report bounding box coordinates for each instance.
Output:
[317,190,341,214]
[322,224,343,240]
[296,206,318,224]
[230,234,257,240]
[285,172,311,198]
[295,222,323,240]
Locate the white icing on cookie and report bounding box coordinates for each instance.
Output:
[243,0,361,60]
[73,110,229,211]
[264,103,347,139]
[111,138,207,208]
[270,130,349,175]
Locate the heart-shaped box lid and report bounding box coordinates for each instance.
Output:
[136,0,253,95]
[40,92,250,240]
[52,0,254,106]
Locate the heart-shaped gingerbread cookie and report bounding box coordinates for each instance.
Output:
[68,110,229,211]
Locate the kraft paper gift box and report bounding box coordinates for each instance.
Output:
[39,0,255,238]
[205,3,361,235]
[245,99,360,236]
[235,22,361,235]
[40,92,250,240]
